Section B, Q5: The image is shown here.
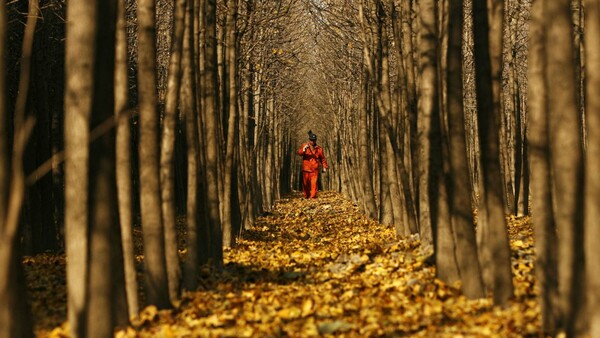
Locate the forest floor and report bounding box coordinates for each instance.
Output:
[27,191,540,337]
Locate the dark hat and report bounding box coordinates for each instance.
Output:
[309,133,317,141]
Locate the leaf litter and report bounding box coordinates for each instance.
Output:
[27,191,540,337]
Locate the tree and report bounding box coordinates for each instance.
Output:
[203,0,224,265]
[472,0,514,306]
[221,0,241,248]
[585,1,600,336]
[115,0,139,319]
[415,0,437,252]
[0,1,35,336]
[545,0,585,334]
[65,0,126,335]
[527,0,557,332]
[160,0,187,303]
[445,0,485,299]
[138,0,171,309]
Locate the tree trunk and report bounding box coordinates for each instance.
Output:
[87,1,120,332]
[160,0,187,303]
[528,0,558,332]
[446,0,484,299]
[222,0,240,248]
[115,0,139,320]
[64,0,92,332]
[181,0,200,291]
[138,0,171,309]
[472,0,514,306]
[416,0,437,252]
[545,1,586,335]
[0,4,35,336]
[358,73,377,219]
[585,2,600,336]
[203,0,223,266]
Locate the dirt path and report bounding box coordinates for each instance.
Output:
[118,191,538,337]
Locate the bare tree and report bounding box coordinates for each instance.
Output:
[0,1,36,336]
[138,0,171,309]
[415,0,437,252]
[160,0,187,303]
[528,0,558,333]
[585,1,600,337]
[545,0,586,335]
[445,0,485,299]
[115,0,139,319]
[472,0,514,306]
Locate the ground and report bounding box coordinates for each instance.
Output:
[26,191,539,337]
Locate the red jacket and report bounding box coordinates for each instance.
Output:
[297,143,328,173]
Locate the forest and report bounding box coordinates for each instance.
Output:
[0,0,598,337]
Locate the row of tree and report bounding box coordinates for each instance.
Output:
[0,0,307,337]
[303,0,598,336]
[2,0,600,336]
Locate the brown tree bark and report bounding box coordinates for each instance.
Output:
[545,1,586,335]
[528,0,558,332]
[65,0,124,335]
[203,0,224,265]
[160,0,187,303]
[115,0,139,320]
[472,0,514,306]
[181,0,200,291]
[86,2,120,334]
[415,0,437,252]
[64,0,92,333]
[585,2,600,336]
[0,2,35,336]
[138,0,171,309]
[222,0,240,248]
[445,0,484,299]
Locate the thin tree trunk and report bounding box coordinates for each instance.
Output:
[138,0,171,309]
[87,1,119,334]
[359,73,377,219]
[64,0,93,332]
[472,0,514,306]
[545,1,586,334]
[203,0,223,265]
[181,0,200,291]
[115,0,139,320]
[446,0,485,299]
[0,0,6,234]
[222,0,239,248]
[528,0,558,332]
[160,0,187,303]
[416,0,437,253]
[585,2,600,336]
[0,3,35,336]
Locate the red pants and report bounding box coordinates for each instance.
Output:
[302,171,319,198]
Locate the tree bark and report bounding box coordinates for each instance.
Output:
[472,0,514,306]
[545,1,586,335]
[528,0,558,332]
[115,0,139,320]
[160,0,187,303]
[0,3,35,336]
[138,0,171,309]
[64,0,92,333]
[203,0,224,265]
[446,0,484,299]
[222,0,240,248]
[181,0,200,291]
[416,0,437,252]
[87,0,120,332]
[585,2,600,336]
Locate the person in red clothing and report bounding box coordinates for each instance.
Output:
[297,131,328,199]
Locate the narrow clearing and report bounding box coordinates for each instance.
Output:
[39,192,539,337]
